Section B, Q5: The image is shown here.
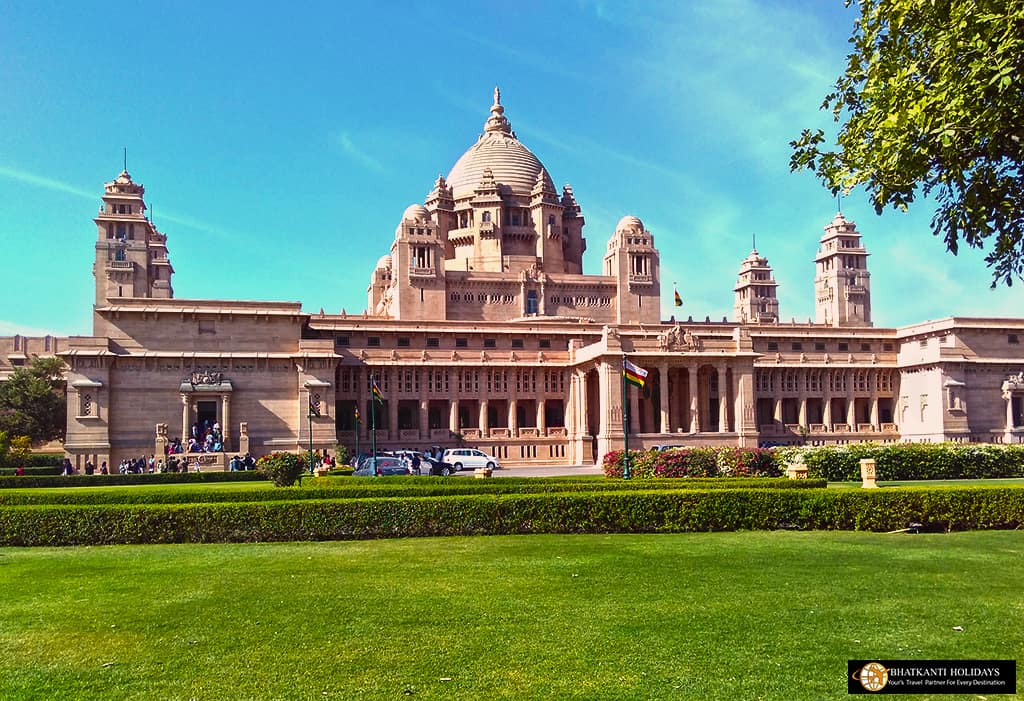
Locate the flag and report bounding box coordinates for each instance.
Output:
[308,397,320,417]
[674,286,683,307]
[371,378,384,404]
[354,407,361,423]
[623,359,648,389]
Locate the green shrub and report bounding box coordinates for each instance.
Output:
[787,443,1024,481]
[256,452,307,487]
[1,486,1020,546]
[0,470,265,490]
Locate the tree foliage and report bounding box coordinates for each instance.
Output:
[0,357,66,442]
[791,0,1024,285]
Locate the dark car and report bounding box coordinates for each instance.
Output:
[352,456,409,477]
[403,452,455,477]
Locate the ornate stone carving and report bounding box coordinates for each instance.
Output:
[188,370,223,386]
[656,325,702,352]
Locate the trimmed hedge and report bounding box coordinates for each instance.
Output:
[0,465,62,476]
[603,446,783,479]
[0,476,826,506]
[776,443,1024,481]
[1,487,1021,545]
[0,471,267,490]
[0,453,63,470]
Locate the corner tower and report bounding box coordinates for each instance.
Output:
[92,170,173,306]
[814,212,871,327]
[734,246,779,323]
[604,216,661,324]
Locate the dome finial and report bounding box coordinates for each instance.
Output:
[484,86,512,134]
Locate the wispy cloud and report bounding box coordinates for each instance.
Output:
[330,132,388,173]
[0,320,64,336]
[0,162,242,244]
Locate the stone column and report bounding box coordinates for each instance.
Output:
[659,363,670,434]
[221,394,231,452]
[579,371,589,435]
[717,366,728,433]
[508,399,518,437]
[479,399,489,438]
[598,363,610,436]
[823,372,833,427]
[1008,395,1016,430]
[846,370,856,427]
[387,371,398,441]
[419,397,429,440]
[449,399,459,434]
[798,397,808,429]
[629,380,640,434]
[537,399,547,436]
[773,397,783,425]
[180,394,190,448]
[688,366,699,433]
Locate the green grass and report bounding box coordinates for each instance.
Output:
[1,532,1022,700]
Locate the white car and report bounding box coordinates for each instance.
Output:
[442,448,500,471]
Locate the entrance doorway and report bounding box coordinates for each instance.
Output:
[197,400,217,428]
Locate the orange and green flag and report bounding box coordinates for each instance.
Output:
[371,378,384,404]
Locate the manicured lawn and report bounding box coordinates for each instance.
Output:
[1,532,1021,700]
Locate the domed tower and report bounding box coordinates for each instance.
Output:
[92,169,173,307]
[734,245,779,323]
[814,212,872,327]
[603,216,661,324]
[387,204,447,320]
[441,87,586,276]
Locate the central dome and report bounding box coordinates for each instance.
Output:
[445,88,554,199]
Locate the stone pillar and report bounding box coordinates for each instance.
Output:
[180,395,190,449]
[823,372,833,427]
[659,363,670,434]
[419,397,429,440]
[773,397,783,425]
[870,395,879,429]
[629,381,640,434]
[846,370,856,427]
[598,362,610,436]
[387,373,398,441]
[537,399,547,435]
[449,399,459,434]
[221,394,231,452]
[508,399,518,436]
[579,371,589,435]
[238,422,250,455]
[798,396,808,428]
[717,366,728,433]
[688,366,699,433]
[479,399,489,437]
[860,458,878,489]
[1008,395,1016,430]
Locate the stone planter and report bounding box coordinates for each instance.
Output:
[474,468,493,479]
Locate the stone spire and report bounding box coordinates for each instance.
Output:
[484,85,513,135]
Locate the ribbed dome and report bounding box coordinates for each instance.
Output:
[375,254,392,270]
[616,215,644,233]
[402,204,431,222]
[445,88,553,199]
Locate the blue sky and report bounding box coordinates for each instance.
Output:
[2,0,1021,337]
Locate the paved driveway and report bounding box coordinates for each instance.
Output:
[456,464,603,478]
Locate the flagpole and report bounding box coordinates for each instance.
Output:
[355,410,360,463]
[622,355,630,480]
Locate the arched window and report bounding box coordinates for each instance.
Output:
[481,211,492,223]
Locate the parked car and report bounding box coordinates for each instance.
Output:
[351,456,410,477]
[442,448,500,471]
[397,451,455,477]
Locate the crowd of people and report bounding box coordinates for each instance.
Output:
[162,420,224,455]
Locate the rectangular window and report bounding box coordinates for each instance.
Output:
[198,320,216,335]
[511,339,524,349]
[791,342,802,351]
[918,339,928,349]
[426,337,440,348]
[860,343,871,352]
[336,336,350,347]
[455,338,468,348]
[766,342,779,351]
[814,342,826,351]
[397,337,410,347]
[367,337,381,347]
[882,342,894,351]
[838,342,849,352]
[1010,334,1020,344]
[539,339,551,349]
[484,338,496,349]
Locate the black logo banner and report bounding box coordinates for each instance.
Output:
[848,660,1016,694]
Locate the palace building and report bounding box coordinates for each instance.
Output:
[4,89,1024,468]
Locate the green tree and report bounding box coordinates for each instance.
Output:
[0,357,67,442]
[791,1,1024,285]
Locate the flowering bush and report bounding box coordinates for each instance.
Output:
[603,447,783,479]
[257,451,307,487]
